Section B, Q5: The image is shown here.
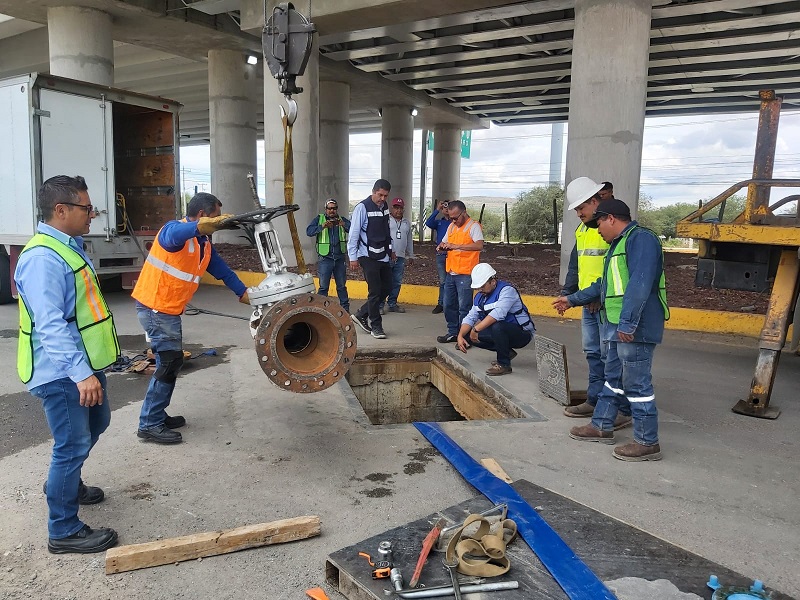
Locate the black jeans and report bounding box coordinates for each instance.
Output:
[472,321,533,367]
[356,256,392,329]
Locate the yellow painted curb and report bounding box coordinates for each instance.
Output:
[202,271,772,338]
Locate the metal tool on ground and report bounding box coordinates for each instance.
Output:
[442,557,462,600]
[408,517,447,588]
[393,580,520,598]
[358,552,391,579]
[389,568,404,592]
[377,540,393,564]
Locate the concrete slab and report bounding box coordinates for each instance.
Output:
[0,286,797,599]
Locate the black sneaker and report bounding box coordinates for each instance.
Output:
[48,524,118,554]
[43,480,104,505]
[351,313,372,333]
[388,305,405,313]
[371,328,387,339]
[432,304,444,314]
[137,424,183,445]
[436,333,457,343]
[164,413,186,429]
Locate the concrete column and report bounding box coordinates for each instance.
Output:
[319,81,350,212]
[264,27,319,266]
[549,122,565,185]
[47,6,114,86]
[208,49,259,244]
[560,0,651,280]
[380,105,414,203]
[432,125,462,204]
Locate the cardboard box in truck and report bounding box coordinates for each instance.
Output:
[0,73,182,303]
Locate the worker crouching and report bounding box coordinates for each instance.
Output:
[456,263,535,375]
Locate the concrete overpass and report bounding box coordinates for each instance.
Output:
[1,0,799,263]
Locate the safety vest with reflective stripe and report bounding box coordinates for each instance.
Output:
[474,281,535,333]
[131,220,212,315]
[17,234,120,384]
[575,224,609,290]
[603,226,670,325]
[316,214,346,256]
[445,218,482,275]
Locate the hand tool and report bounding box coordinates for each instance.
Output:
[357,552,391,579]
[408,517,447,588]
[442,557,462,600]
[305,587,331,600]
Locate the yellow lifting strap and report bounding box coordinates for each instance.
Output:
[282,98,307,274]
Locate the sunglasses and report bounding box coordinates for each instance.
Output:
[59,202,95,215]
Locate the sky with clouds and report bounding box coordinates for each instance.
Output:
[179,109,800,210]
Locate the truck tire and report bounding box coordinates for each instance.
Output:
[0,247,12,304]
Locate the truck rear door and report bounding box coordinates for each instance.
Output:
[38,88,115,238]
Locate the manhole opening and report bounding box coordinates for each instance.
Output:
[345,348,526,426]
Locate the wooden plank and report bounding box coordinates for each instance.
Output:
[115,154,175,187]
[480,458,513,483]
[105,515,320,575]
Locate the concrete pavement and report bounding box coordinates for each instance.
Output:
[0,285,797,599]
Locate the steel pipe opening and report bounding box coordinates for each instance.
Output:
[254,294,357,392]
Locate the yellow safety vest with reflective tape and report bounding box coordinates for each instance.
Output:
[604,226,670,325]
[575,224,609,290]
[17,234,120,383]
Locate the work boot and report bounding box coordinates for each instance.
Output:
[351,313,371,333]
[563,401,594,418]
[432,304,443,314]
[137,424,182,445]
[486,364,512,376]
[43,480,104,505]
[613,414,632,430]
[164,413,186,429]
[48,524,118,554]
[569,424,615,444]
[388,304,405,313]
[613,442,662,462]
[490,350,518,366]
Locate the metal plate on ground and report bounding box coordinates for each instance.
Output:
[535,335,572,405]
[325,480,791,600]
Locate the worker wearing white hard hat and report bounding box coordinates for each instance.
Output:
[456,263,535,376]
[557,177,631,429]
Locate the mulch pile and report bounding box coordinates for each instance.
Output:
[215,241,770,315]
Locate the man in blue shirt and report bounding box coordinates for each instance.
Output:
[306,198,351,312]
[456,263,535,375]
[425,199,451,314]
[15,175,118,554]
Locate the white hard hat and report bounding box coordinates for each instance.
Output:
[471,263,497,288]
[566,177,604,211]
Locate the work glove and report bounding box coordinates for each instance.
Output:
[196,214,235,236]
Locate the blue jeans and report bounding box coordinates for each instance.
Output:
[30,372,110,538]
[582,307,607,407]
[592,341,658,445]
[443,273,474,336]
[435,253,447,306]
[472,322,533,367]
[317,255,349,312]
[380,257,406,308]
[136,303,183,430]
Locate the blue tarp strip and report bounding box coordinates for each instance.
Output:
[413,421,616,600]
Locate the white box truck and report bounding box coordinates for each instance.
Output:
[0,73,182,303]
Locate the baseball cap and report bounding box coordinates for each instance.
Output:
[391,197,405,207]
[325,198,338,208]
[586,198,631,228]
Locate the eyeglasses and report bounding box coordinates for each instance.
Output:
[59,202,95,215]
[450,211,465,221]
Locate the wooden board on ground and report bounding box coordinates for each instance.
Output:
[106,515,320,574]
[325,480,792,600]
[534,335,586,406]
[480,458,513,483]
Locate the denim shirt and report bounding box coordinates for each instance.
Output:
[567,221,666,344]
[14,223,96,389]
